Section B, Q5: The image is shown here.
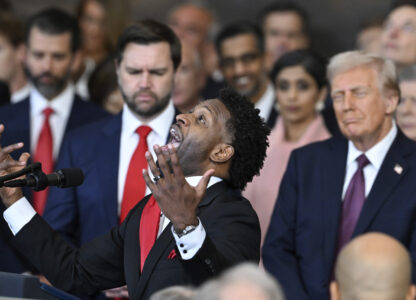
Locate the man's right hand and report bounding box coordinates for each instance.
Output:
[0,124,30,208]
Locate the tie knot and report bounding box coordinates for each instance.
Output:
[356,154,370,170]
[136,125,152,139]
[43,107,54,118]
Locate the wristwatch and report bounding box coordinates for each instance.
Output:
[175,219,199,238]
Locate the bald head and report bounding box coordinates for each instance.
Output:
[331,233,415,300]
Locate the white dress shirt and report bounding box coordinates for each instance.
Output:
[117,101,175,215]
[255,83,275,123]
[10,82,31,104]
[29,84,75,160]
[3,176,222,260]
[342,122,398,199]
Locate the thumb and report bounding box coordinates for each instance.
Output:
[19,152,30,164]
[195,169,215,197]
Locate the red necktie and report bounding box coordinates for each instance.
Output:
[33,107,54,215]
[139,195,161,271]
[120,125,152,222]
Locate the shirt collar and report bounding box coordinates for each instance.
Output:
[347,121,398,170]
[185,176,223,188]
[254,82,275,122]
[121,100,175,141]
[30,83,75,117]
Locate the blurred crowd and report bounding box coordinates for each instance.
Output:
[1,0,416,299]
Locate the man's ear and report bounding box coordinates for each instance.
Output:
[210,143,234,163]
[329,281,341,300]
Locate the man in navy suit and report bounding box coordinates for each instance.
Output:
[263,50,416,300]
[0,8,108,273]
[43,20,185,298]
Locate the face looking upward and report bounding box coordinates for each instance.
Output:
[381,5,416,67]
[168,99,233,176]
[25,27,74,100]
[220,33,266,102]
[116,42,175,121]
[275,65,323,125]
[331,66,398,151]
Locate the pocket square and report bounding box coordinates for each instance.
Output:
[167,249,177,259]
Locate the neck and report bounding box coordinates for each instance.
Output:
[250,79,268,104]
[85,49,108,64]
[283,114,316,142]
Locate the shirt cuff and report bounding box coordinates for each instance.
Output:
[171,218,206,260]
[3,197,36,235]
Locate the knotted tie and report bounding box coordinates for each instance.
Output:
[337,154,370,251]
[33,107,54,215]
[120,125,152,222]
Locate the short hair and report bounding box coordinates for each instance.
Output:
[327,50,399,97]
[88,55,118,107]
[26,7,80,53]
[195,263,285,300]
[215,21,264,57]
[217,88,270,190]
[150,286,195,300]
[0,12,24,47]
[398,64,416,82]
[270,49,327,89]
[258,2,309,36]
[116,19,182,71]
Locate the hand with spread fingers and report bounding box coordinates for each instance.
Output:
[0,124,30,207]
[142,144,214,233]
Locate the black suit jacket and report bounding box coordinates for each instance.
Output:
[11,181,260,300]
[263,130,416,300]
[0,95,109,273]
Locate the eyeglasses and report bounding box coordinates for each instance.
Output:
[220,52,261,68]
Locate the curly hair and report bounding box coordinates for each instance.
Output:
[217,88,270,190]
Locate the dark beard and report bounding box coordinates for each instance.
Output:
[121,88,171,118]
[25,67,70,99]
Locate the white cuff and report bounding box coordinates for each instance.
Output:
[171,219,206,260]
[3,197,36,235]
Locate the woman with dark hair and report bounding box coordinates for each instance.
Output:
[243,49,331,247]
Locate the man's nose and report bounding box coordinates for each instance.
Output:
[41,56,53,72]
[139,72,151,88]
[176,114,190,126]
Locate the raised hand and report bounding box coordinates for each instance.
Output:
[142,144,214,232]
[0,124,30,207]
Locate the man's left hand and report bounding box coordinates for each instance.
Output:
[142,144,214,232]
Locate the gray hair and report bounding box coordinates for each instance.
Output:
[327,50,399,97]
[193,263,285,300]
[150,286,195,300]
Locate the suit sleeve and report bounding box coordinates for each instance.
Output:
[179,190,261,283]
[43,134,79,245]
[11,213,128,295]
[262,152,310,300]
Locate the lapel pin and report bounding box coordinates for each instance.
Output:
[394,164,403,175]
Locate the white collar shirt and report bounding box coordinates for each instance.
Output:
[255,83,275,123]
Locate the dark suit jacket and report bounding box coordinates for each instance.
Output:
[0,95,109,273]
[11,181,260,300]
[43,111,177,247]
[262,130,416,300]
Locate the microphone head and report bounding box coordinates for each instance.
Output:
[58,168,84,188]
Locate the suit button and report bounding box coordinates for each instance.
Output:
[179,243,184,248]
[205,258,211,265]
[183,250,188,254]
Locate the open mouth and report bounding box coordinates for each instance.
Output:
[169,124,183,149]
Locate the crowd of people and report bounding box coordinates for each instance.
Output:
[1,0,416,299]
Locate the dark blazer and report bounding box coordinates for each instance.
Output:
[12,181,260,300]
[43,110,177,247]
[263,130,416,300]
[0,95,109,273]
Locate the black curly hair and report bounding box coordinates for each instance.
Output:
[217,88,270,190]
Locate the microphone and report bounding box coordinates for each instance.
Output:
[4,168,84,191]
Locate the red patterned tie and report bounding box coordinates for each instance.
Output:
[139,195,161,271]
[120,125,152,222]
[33,107,54,215]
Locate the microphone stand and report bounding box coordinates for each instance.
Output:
[0,162,43,187]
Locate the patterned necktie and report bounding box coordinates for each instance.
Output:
[337,154,370,251]
[120,125,152,222]
[33,107,54,215]
[139,195,161,271]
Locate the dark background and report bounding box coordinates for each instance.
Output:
[12,0,392,58]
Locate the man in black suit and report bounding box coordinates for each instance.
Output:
[263,50,416,300]
[0,88,269,299]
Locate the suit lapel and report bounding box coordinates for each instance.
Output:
[322,137,348,270]
[96,114,122,226]
[353,131,411,236]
